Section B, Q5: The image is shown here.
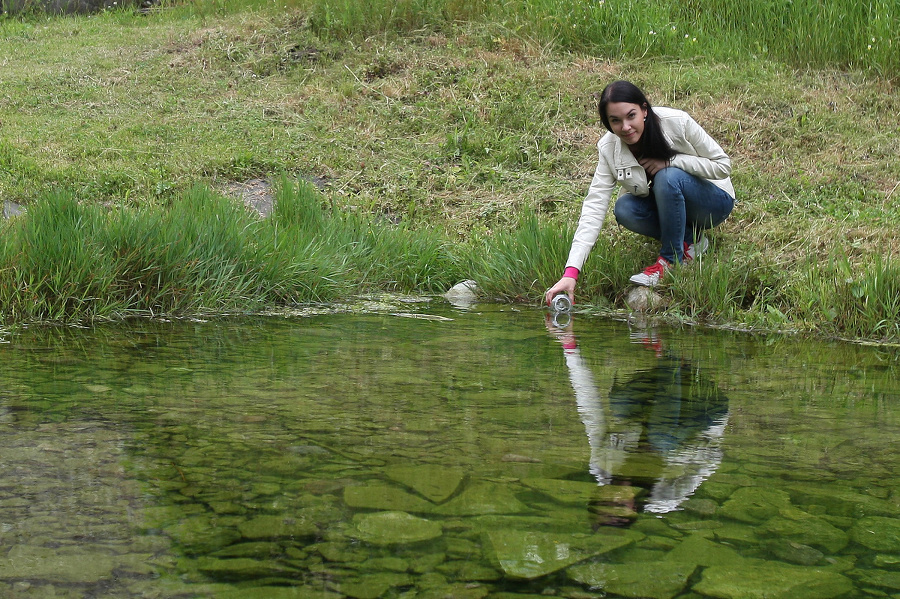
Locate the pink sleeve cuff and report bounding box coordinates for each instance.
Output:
[563,267,580,280]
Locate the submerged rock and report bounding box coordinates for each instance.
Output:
[719,486,792,523]
[760,508,849,553]
[568,560,696,599]
[693,560,853,598]
[384,464,465,503]
[0,545,117,583]
[484,529,642,579]
[196,556,297,580]
[335,573,414,599]
[763,539,825,566]
[237,514,318,540]
[663,534,744,568]
[521,478,639,507]
[851,516,900,552]
[434,482,531,516]
[166,516,242,554]
[352,511,442,545]
[344,483,436,513]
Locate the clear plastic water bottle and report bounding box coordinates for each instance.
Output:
[550,293,572,314]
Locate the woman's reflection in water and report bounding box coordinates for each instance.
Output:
[545,315,729,527]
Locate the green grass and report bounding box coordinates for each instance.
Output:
[0,1,898,342]
[0,178,465,322]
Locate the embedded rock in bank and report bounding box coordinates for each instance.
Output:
[568,561,696,599]
[693,561,853,599]
[626,286,667,311]
[352,511,442,545]
[384,464,465,503]
[484,529,643,579]
[2,201,24,219]
[443,280,478,307]
[851,516,900,552]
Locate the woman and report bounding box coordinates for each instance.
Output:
[545,80,735,303]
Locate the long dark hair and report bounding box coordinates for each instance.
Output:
[598,80,676,161]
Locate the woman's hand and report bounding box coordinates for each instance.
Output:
[638,157,669,177]
[545,276,576,306]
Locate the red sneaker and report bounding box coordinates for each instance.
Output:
[629,257,671,287]
[683,235,709,262]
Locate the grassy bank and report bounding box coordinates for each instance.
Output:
[0,1,898,342]
[0,178,464,321]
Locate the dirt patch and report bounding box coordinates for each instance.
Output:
[223,178,276,218]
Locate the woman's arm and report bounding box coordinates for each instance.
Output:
[668,115,731,180]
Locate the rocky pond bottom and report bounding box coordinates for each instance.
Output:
[0,302,897,598]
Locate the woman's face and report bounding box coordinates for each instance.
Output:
[605,101,648,145]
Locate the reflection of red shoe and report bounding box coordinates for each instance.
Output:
[629,330,662,356]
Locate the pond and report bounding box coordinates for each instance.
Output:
[0,299,897,598]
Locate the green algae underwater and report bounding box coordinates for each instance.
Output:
[0,300,897,598]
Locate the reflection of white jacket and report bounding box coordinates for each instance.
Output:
[563,346,727,514]
[566,107,735,271]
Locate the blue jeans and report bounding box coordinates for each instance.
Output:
[613,168,734,263]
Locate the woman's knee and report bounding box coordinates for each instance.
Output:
[652,167,689,191]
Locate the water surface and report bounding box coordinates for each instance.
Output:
[0,301,897,598]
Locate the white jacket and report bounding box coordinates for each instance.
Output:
[566,107,735,272]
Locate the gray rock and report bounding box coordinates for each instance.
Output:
[444,280,478,307]
[2,201,24,219]
[626,286,667,311]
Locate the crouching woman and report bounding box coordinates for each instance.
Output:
[546,80,735,304]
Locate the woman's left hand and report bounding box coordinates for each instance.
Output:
[638,157,669,177]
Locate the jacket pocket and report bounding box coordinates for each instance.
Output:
[616,165,649,197]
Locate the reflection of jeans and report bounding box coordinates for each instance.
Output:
[608,362,729,455]
[613,168,734,263]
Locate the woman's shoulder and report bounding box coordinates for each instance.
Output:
[596,130,618,150]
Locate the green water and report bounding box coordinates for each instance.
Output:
[0,300,897,598]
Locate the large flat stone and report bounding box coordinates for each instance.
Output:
[484,529,642,580]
